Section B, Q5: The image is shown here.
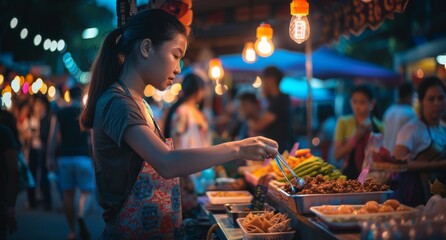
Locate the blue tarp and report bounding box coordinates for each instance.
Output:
[220,47,400,82]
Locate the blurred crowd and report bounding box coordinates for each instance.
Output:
[1,66,446,239]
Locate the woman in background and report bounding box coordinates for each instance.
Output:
[393,76,446,206]
[334,85,382,179]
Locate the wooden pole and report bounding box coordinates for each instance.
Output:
[305,37,313,149]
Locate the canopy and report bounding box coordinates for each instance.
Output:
[220,47,401,83]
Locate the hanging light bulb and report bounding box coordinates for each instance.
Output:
[289,0,310,44]
[254,23,275,57]
[208,58,224,81]
[242,42,257,63]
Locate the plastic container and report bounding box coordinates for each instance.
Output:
[206,191,253,205]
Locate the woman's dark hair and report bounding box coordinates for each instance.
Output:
[417,76,446,102]
[351,84,374,101]
[80,9,187,130]
[163,73,205,138]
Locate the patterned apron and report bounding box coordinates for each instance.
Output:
[101,81,183,239]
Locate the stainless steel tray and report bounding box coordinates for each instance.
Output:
[225,203,275,226]
[268,181,393,214]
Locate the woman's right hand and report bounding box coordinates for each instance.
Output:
[236,136,278,161]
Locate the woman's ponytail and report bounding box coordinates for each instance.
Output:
[79,28,122,130]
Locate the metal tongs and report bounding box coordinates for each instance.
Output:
[275,153,305,194]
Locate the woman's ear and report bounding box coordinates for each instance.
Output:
[140,38,152,58]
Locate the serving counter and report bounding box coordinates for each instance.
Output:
[199,194,361,240]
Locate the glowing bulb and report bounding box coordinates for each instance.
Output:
[144,84,156,97]
[290,15,310,44]
[11,78,20,93]
[290,0,310,44]
[242,42,257,63]
[208,58,224,80]
[252,76,262,88]
[64,90,71,102]
[10,18,18,29]
[48,86,56,98]
[215,84,228,95]
[0,74,3,85]
[254,23,274,57]
[20,28,28,39]
[34,35,42,46]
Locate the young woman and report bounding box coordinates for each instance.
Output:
[79,9,277,239]
[333,85,382,179]
[393,76,446,206]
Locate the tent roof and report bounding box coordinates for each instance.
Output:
[220,47,401,83]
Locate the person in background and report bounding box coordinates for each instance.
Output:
[78,9,277,238]
[383,82,416,152]
[47,87,95,240]
[0,124,19,239]
[317,105,338,168]
[393,76,446,206]
[163,73,213,215]
[237,92,261,140]
[27,94,52,210]
[249,66,292,153]
[334,85,383,179]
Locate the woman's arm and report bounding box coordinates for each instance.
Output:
[393,144,446,171]
[124,125,278,179]
[333,140,354,161]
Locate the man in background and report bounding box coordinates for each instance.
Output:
[248,66,292,153]
[383,82,416,152]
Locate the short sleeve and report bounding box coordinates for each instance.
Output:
[395,121,416,151]
[101,97,148,148]
[334,118,346,143]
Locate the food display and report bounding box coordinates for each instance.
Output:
[239,211,291,233]
[249,149,346,182]
[225,203,275,225]
[236,211,296,240]
[310,200,417,227]
[315,200,412,215]
[206,191,253,205]
[282,175,390,195]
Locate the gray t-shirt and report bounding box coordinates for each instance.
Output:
[92,86,148,222]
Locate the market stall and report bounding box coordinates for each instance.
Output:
[198,149,446,240]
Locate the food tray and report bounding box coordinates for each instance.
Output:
[225,203,275,226]
[206,191,253,205]
[310,204,417,226]
[236,218,295,240]
[268,181,393,214]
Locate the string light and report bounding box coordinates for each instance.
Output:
[242,42,257,63]
[252,76,262,88]
[144,84,156,97]
[33,34,42,46]
[208,58,224,81]
[20,28,28,39]
[290,0,310,44]
[254,23,275,57]
[10,18,18,29]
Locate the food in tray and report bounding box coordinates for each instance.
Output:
[240,211,291,233]
[251,149,347,181]
[316,199,412,215]
[282,175,389,194]
[209,191,251,197]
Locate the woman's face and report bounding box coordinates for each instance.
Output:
[350,92,373,118]
[141,33,187,90]
[421,85,446,122]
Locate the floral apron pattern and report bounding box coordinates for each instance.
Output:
[101,139,183,239]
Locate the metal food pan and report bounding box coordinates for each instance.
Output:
[279,188,393,214]
[225,203,275,226]
[267,180,393,214]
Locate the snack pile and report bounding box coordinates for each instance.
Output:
[240,211,292,233]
